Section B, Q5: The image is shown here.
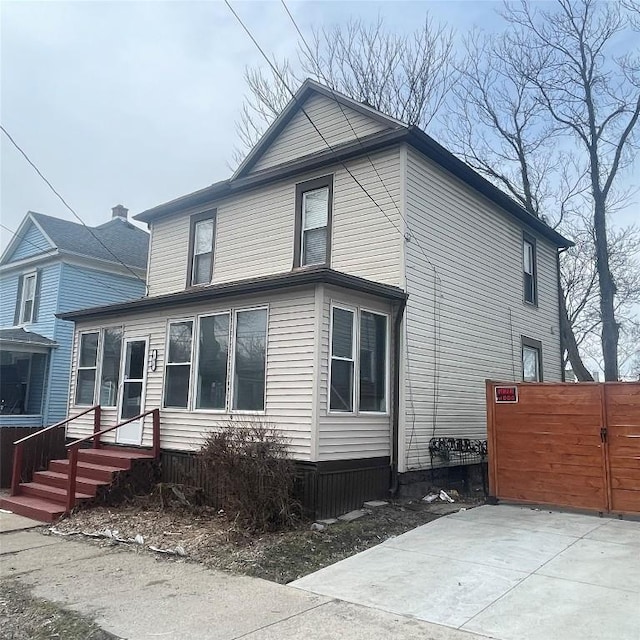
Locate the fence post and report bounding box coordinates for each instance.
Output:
[93,406,101,449]
[66,447,78,513]
[10,444,23,496]
[152,409,160,459]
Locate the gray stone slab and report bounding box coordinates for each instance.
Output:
[538,537,640,593]
[0,511,44,533]
[448,504,607,537]
[0,531,60,555]
[338,509,367,522]
[363,500,388,508]
[584,518,640,547]
[243,599,485,640]
[462,573,640,640]
[385,517,576,573]
[19,547,329,640]
[291,544,527,628]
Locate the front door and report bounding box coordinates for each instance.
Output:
[116,338,148,445]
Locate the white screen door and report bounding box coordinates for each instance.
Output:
[116,338,148,445]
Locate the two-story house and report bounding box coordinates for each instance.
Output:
[0,206,148,484]
[59,80,571,516]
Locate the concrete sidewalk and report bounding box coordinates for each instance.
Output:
[0,512,481,640]
[292,505,640,640]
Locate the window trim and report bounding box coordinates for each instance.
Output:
[163,317,195,410]
[193,310,232,414]
[19,271,38,325]
[293,175,333,269]
[186,210,216,288]
[521,336,543,382]
[230,305,269,415]
[74,330,100,406]
[358,307,390,415]
[523,233,538,306]
[329,303,357,414]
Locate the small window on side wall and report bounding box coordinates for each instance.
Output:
[294,175,333,268]
[521,336,543,382]
[523,234,537,305]
[188,212,216,287]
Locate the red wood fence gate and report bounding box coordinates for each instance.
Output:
[486,381,640,515]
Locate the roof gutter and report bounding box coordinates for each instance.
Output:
[389,296,407,497]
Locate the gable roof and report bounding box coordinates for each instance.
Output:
[232,78,405,179]
[135,79,571,248]
[2,211,149,270]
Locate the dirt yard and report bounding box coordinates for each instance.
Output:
[48,490,477,584]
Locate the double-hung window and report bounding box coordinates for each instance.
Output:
[523,235,537,305]
[76,332,99,405]
[164,320,193,408]
[188,211,216,286]
[18,272,38,324]
[330,306,388,413]
[195,313,230,410]
[522,337,543,382]
[99,327,123,406]
[295,176,333,267]
[233,308,268,411]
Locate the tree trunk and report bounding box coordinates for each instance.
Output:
[559,289,594,382]
[593,195,619,381]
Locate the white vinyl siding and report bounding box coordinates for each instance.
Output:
[146,148,403,296]
[402,146,561,472]
[251,93,392,173]
[318,287,393,461]
[67,289,317,459]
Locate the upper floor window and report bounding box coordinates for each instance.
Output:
[17,272,38,325]
[523,234,537,305]
[188,211,216,287]
[522,336,543,382]
[294,175,333,268]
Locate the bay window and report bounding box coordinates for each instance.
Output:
[330,307,355,412]
[196,313,230,410]
[233,308,268,411]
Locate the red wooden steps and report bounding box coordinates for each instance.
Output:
[0,446,155,523]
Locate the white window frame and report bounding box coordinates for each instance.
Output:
[193,310,232,413]
[523,236,537,305]
[522,341,543,382]
[328,303,391,416]
[301,187,330,267]
[74,330,100,406]
[97,325,124,408]
[358,308,390,415]
[19,271,38,325]
[163,317,195,410]
[230,305,269,415]
[328,304,357,414]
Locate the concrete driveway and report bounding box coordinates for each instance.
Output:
[292,505,640,640]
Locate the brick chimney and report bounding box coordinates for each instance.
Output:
[111,204,128,220]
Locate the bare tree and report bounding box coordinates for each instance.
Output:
[500,0,640,380]
[234,16,456,162]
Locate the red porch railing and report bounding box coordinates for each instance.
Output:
[10,405,101,496]
[64,408,160,513]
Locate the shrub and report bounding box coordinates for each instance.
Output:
[199,421,300,532]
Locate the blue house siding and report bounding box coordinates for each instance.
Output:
[7,222,51,262]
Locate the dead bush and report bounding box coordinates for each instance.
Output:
[199,421,300,532]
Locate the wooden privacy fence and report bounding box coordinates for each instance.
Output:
[486,381,640,516]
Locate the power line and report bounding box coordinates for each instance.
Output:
[0,222,143,302]
[278,1,443,450]
[1,124,146,286]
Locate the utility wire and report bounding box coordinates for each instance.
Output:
[0,222,143,301]
[1,124,146,286]
[278,0,443,453]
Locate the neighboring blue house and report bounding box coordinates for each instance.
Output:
[0,206,148,429]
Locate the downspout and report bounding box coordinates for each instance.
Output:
[389,296,407,497]
[557,248,568,382]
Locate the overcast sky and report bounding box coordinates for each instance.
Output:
[1,0,638,252]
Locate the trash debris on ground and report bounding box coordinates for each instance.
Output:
[421,489,456,504]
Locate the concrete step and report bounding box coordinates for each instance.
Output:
[33,470,105,496]
[20,482,94,505]
[0,494,65,523]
